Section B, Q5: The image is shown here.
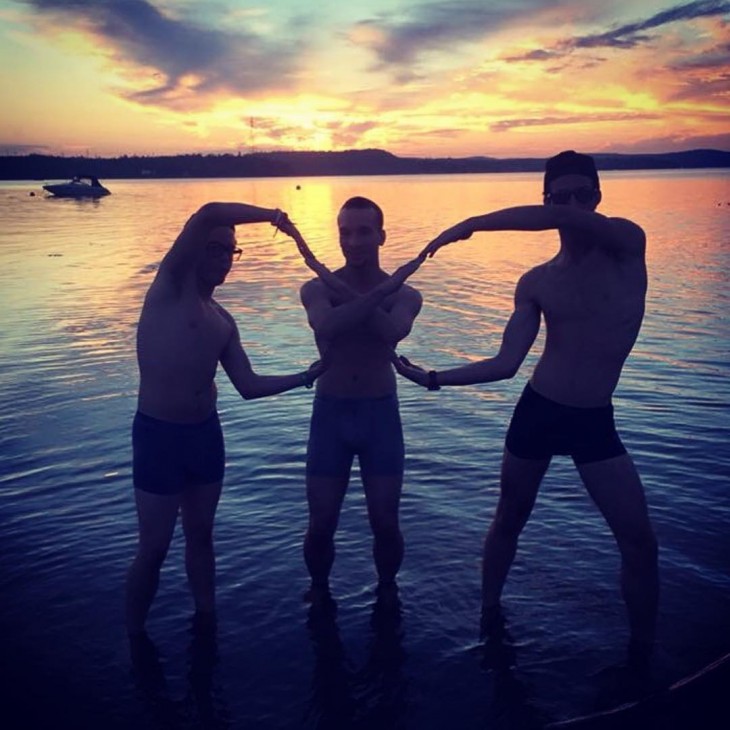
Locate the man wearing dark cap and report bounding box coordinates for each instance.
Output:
[393,151,658,670]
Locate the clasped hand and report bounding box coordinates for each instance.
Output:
[390,353,430,388]
[419,220,474,259]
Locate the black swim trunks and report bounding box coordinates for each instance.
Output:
[132,410,225,495]
[306,394,404,478]
[505,383,627,465]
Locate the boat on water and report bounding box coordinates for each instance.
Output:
[43,175,111,198]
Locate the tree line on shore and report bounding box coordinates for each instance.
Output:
[2,147,728,181]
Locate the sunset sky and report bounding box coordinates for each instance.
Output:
[1,0,729,158]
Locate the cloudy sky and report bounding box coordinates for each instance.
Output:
[1,0,728,157]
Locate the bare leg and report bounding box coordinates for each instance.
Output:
[482,449,551,609]
[126,490,180,635]
[180,481,222,619]
[577,454,659,654]
[362,473,404,587]
[304,474,349,594]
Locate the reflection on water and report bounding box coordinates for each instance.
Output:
[305,591,407,730]
[131,618,230,730]
[0,171,728,727]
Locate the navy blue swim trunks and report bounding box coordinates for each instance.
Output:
[505,383,627,465]
[132,410,225,495]
[306,394,404,478]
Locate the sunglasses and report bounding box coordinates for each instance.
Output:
[544,187,598,205]
[206,241,242,261]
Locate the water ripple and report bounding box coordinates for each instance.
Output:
[1,174,728,727]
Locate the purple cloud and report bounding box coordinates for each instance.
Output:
[565,0,730,51]
[19,0,308,108]
[490,112,661,132]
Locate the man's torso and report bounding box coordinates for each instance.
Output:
[527,244,647,407]
[136,274,233,422]
[310,271,415,398]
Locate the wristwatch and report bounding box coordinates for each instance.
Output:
[427,370,440,391]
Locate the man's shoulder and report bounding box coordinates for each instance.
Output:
[300,276,327,298]
[302,266,346,289]
[301,275,323,288]
[143,267,178,304]
[605,214,643,231]
[601,215,646,258]
[520,261,550,284]
[399,281,422,301]
[211,298,233,319]
[513,262,551,303]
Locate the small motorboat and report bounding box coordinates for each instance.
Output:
[43,175,111,198]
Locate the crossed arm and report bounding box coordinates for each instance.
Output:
[294,232,424,346]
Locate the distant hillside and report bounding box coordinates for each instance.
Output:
[1,147,728,181]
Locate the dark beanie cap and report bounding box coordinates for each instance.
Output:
[543,150,599,192]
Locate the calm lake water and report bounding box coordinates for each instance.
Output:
[1,170,729,729]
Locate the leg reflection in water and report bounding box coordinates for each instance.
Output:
[182,611,231,729]
[129,630,179,728]
[305,586,408,729]
[129,613,230,729]
[305,596,356,729]
[478,604,547,730]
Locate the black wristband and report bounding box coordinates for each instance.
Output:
[427,370,440,391]
[301,371,314,389]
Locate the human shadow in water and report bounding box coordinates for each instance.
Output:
[304,589,408,730]
[129,614,231,729]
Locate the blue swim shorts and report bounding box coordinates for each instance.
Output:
[306,394,404,478]
[132,410,225,495]
[505,383,627,465]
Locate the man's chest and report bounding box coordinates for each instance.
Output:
[537,264,633,322]
[148,299,231,354]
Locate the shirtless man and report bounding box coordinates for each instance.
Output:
[394,151,659,666]
[126,202,324,638]
[298,196,424,602]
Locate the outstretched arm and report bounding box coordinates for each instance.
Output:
[219,310,325,399]
[423,205,645,259]
[394,274,541,388]
[161,202,296,278]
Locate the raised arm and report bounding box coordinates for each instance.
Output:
[161,202,294,278]
[218,309,325,399]
[393,272,541,388]
[291,230,354,300]
[424,206,645,259]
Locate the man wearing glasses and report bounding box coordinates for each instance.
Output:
[393,151,659,672]
[127,203,325,642]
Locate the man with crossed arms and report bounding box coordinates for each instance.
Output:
[294,196,425,605]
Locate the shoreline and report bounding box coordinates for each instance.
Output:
[2,148,729,182]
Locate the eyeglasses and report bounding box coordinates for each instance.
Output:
[544,187,598,205]
[206,241,242,261]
